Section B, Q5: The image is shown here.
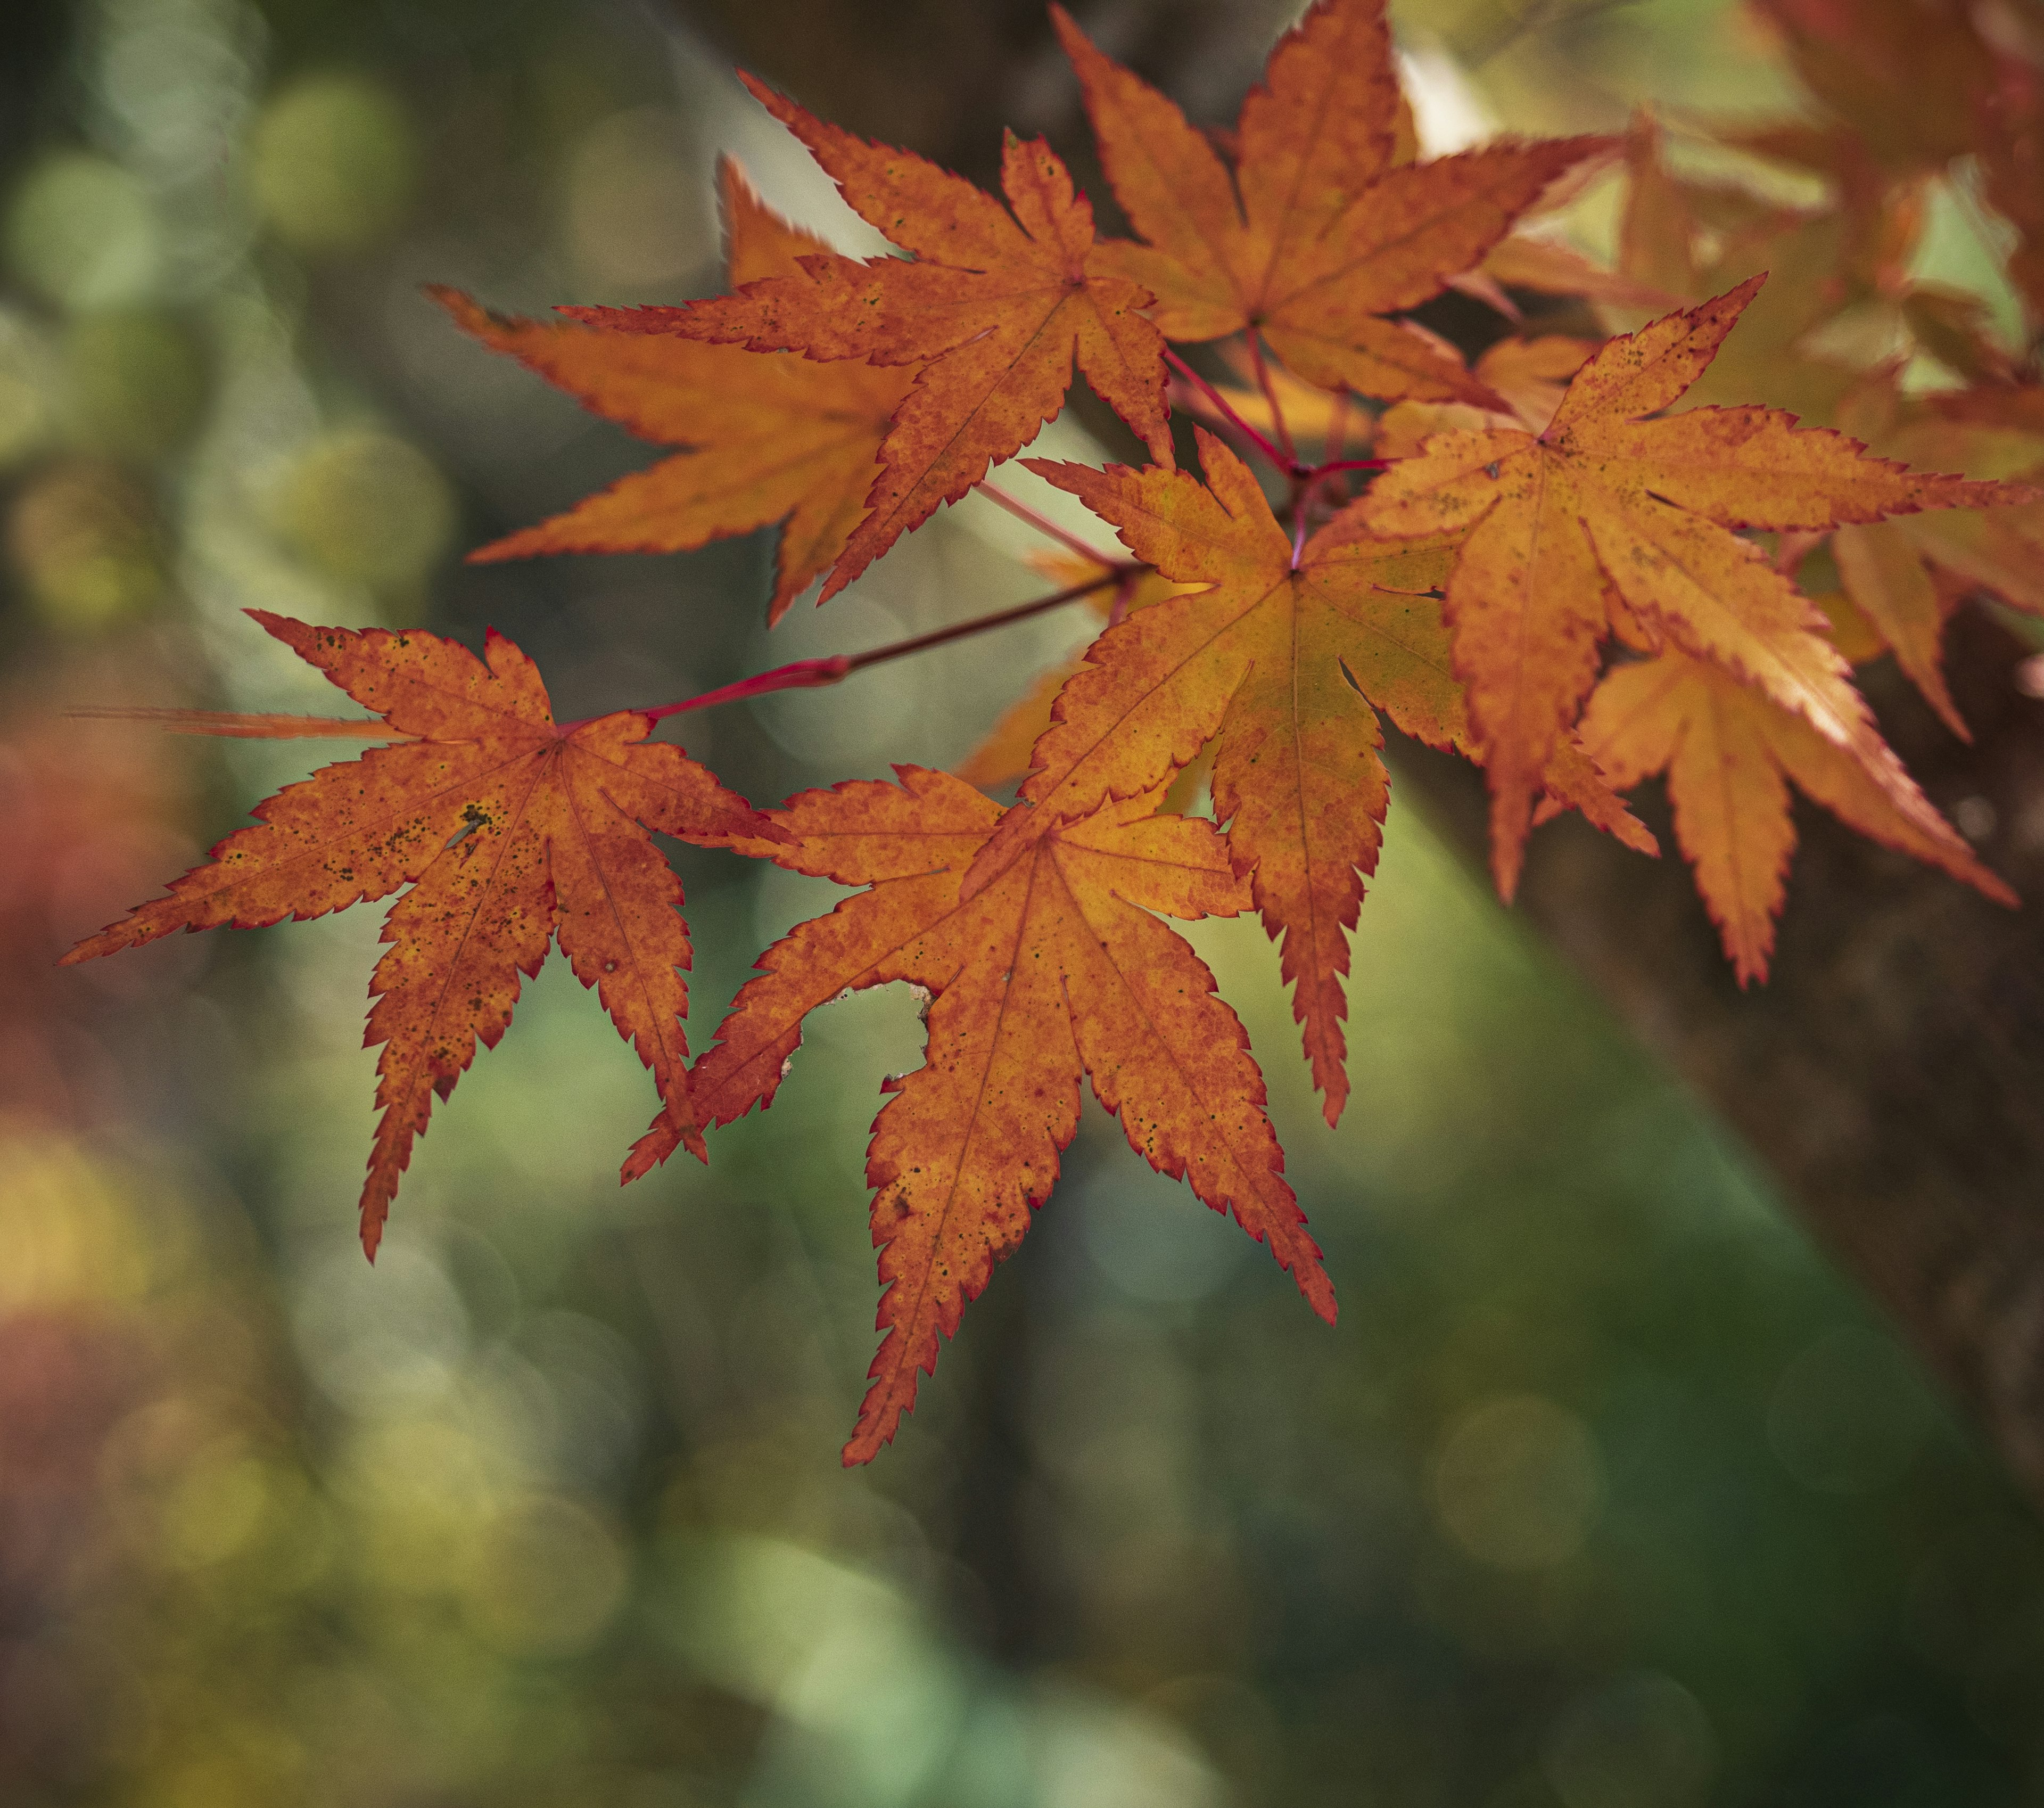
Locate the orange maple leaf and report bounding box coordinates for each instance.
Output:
[1357,277,2039,898]
[1476,232,1681,315]
[1825,380,2044,735]
[963,428,1651,1126]
[61,614,771,1255]
[432,160,914,624]
[655,766,1334,1464]
[1755,0,2044,316]
[1374,335,1595,455]
[572,76,1173,598]
[1054,0,1609,407]
[1576,648,2015,981]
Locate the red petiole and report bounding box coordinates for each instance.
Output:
[630,568,1132,726]
[975,480,1115,562]
[1247,333,1299,467]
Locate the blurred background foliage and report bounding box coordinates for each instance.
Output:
[3,0,2044,1803]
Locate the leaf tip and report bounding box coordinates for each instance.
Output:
[1712,269,1769,318]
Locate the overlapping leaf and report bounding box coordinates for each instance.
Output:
[1825,380,2044,733]
[1358,277,2038,896]
[62,614,770,1253]
[1578,648,2014,981]
[1613,116,1866,422]
[1756,0,2044,315]
[575,77,1173,598]
[1054,0,1608,406]
[968,428,1651,1125]
[1374,335,1594,455]
[663,766,1333,1463]
[435,160,913,623]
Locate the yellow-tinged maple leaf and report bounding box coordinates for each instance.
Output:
[433,160,914,623]
[1357,277,2039,898]
[962,428,1652,1126]
[1478,233,1682,314]
[657,766,1333,1464]
[1613,115,1867,424]
[61,614,772,1255]
[1374,335,1595,455]
[1576,649,2015,982]
[1053,0,1609,407]
[572,76,1172,599]
[1824,380,2044,735]
[1754,0,2044,316]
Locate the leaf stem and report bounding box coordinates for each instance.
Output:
[975,480,1114,563]
[1164,346,1389,496]
[1165,347,1295,474]
[1285,458,1388,565]
[1247,333,1298,466]
[634,568,1132,724]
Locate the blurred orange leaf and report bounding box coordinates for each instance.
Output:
[1826,380,2044,734]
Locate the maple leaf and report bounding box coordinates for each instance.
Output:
[1576,648,2015,982]
[1755,0,2044,315]
[964,428,1651,1127]
[1053,0,1609,407]
[432,160,914,624]
[1374,335,1595,456]
[1356,277,2038,898]
[571,77,1173,598]
[1824,380,2044,735]
[1476,232,1681,315]
[662,766,1333,1464]
[61,614,771,1254]
[1613,112,1993,426]
[1611,115,1870,424]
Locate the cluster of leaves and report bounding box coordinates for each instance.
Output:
[67,0,2044,1462]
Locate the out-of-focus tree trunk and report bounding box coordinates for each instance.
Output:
[663,0,2044,1511]
[1403,609,2044,1506]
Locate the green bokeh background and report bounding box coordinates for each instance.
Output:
[1,1,2040,1803]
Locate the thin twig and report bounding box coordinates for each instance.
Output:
[636,569,1132,724]
[81,574,1137,744]
[1171,380,1290,475]
[975,480,1114,563]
